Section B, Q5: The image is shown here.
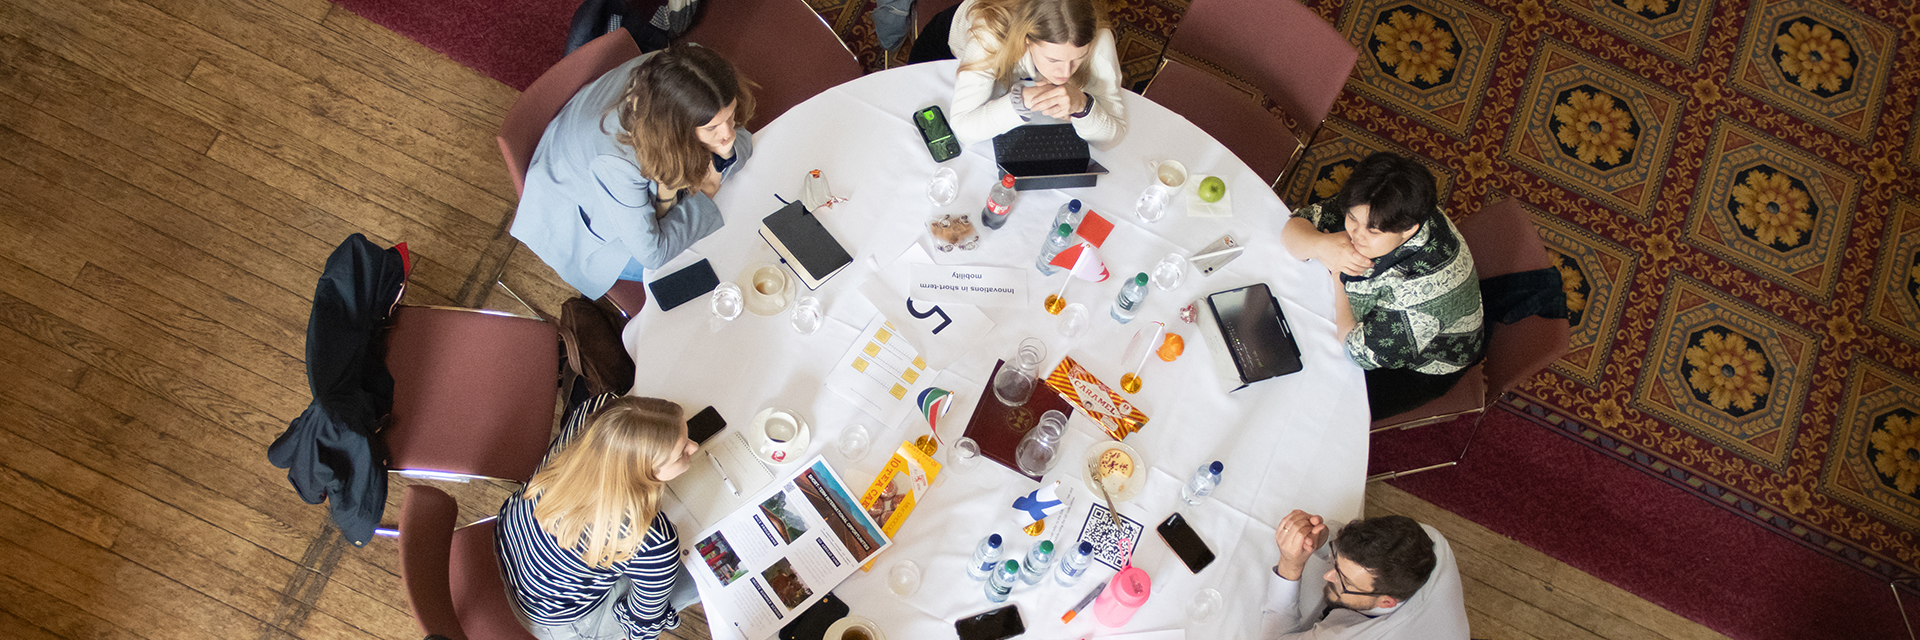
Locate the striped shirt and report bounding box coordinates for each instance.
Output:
[1294,203,1486,375]
[496,394,682,639]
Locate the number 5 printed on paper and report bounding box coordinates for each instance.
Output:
[906,299,952,334]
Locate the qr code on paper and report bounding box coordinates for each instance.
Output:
[1076,503,1142,571]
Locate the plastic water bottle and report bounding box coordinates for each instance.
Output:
[985,559,1020,602]
[1019,541,1055,585]
[1110,272,1149,323]
[1037,224,1074,275]
[1055,541,1094,586]
[968,534,1004,580]
[981,174,1018,230]
[1053,199,1084,233]
[1181,461,1224,506]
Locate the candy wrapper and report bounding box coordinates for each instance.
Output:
[1044,356,1149,439]
[856,442,942,571]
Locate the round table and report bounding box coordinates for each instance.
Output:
[623,61,1370,640]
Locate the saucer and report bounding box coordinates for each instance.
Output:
[748,407,811,465]
[740,263,796,316]
[1085,440,1146,502]
[824,616,885,640]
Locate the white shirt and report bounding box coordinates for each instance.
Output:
[944,0,1129,148]
[1261,524,1470,640]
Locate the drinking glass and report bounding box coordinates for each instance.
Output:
[1187,588,1223,624]
[888,560,923,597]
[791,296,823,334]
[992,337,1048,406]
[1135,185,1170,223]
[1137,159,1186,223]
[927,167,959,207]
[709,282,743,331]
[1015,409,1067,475]
[951,436,983,470]
[1150,253,1187,291]
[836,422,871,460]
[1057,303,1089,338]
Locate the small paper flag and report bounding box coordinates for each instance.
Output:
[1012,481,1068,527]
[1076,210,1115,247]
[917,387,954,431]
[1049,243,1110,282]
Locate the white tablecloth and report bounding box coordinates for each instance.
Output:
[624,61,1369,640]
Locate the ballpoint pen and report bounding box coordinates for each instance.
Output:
[1061,579,1108,623]
[707,451,739,496]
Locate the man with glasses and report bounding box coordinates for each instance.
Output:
[1259,511,1468,638]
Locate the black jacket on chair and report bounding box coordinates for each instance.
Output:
[268,234,408,547]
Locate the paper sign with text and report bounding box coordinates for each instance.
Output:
[907,263,1026,307]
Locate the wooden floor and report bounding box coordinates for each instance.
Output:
[0,1,1730,639]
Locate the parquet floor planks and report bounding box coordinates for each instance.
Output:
[0,1,1728,639]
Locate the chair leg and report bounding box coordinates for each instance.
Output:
[494,280,550,322]
[1366,408,1491,483]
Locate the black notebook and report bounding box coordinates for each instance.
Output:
[1199,284,1303,391]
[758,200,852,290]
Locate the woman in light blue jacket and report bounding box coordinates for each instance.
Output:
[512,44,755,298]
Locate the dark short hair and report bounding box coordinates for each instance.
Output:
[1332,153,1437,234]
[1334,515,1436,601]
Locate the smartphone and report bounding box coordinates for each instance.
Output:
[647,259,720,312]
[687,406,726,444]
[914,105,961,163]
[1157,512,1216,573]
[954,604,1024,640]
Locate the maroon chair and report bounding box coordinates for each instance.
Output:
[1142,58,1303,188]
[678,0,864,131]
[399,485,537,640]
[497,28,644,197]
[1367,199,1571,481]
[384,306,559,484]
[915,0,963,33]
[1157,0,1359,188]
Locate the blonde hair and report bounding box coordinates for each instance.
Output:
[527,397,685,568]
[610,44,758,200]
[961,0,1108,93]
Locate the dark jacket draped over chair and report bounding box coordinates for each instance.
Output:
[268,234,408,546]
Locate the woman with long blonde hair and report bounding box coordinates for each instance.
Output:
[511,43,756,301]
[497,394,701,640]
[926,0,1128,147]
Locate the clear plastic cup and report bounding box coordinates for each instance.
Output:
[951,437,983,470]
[928,167,959,207]
[791,296,823,334]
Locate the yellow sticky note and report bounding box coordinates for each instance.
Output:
[890,384,907,399]
[913,357,927,369]
[876,328,892,342]
[902,369,920,384]
[864,343,882,357]
[852,358,869,372]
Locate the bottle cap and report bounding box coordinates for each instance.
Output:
[1057,223,1073,236]
[1001,174,1017,187]
[1004,560,1020,572]
[1078,541,1094,555]
[1068,199,1081,212]
[988,534,1002,547]
[1134,273,1149,285]
[1210,461,1224,474]
[1038,541,1054,554]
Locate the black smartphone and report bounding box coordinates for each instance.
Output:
[687,406,726,444]
[914,105,961,163]
[647,259,720,312]
[778,591,848,640]
[954,604,1024,640]
[1157,512,1216,573]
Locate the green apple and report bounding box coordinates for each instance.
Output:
[1197,176,1226,203]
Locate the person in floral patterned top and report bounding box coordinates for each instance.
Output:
[1281,153,1486,420]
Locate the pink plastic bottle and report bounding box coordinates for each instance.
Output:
[1092,566,1151,627]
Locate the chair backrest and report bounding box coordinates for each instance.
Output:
[498,28,643,196]
[1166,0,1357,135]
[384,306,559,483]
[1142,57,1302,186]
[399,485,465,640]
[678,0,865,131]
[399,486,538,640]
[1457,199,1570,400]
[916,0,964,33]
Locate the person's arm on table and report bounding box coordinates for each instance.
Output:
[1280,208,1372,277]
[949,37,1030,146]
[588,155,724,271]
[1262,510,1336,639]
[1330,276,1357,340]
[1063,30,1127,148]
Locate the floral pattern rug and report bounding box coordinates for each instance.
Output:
[806,0,1920,585]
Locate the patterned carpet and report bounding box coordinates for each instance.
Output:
[807,0,1920,585]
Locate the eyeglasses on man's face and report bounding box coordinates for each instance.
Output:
[1327,542,1392,598]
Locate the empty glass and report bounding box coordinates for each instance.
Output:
[1187,588,1223,624]
[992,337,1048,406]
[1151,253,1187,291]
[709,282,743,331]
[1057,303,1089,338]
[1015,409,1067,476]
[1135,186,1170,223]
[791,296,823,334]
[928,167,959,207]
[888,560,923,597]
[951,436,983,470]
[836,422,871,460]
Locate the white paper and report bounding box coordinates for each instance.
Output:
[907,262,1027,307]
[855,244,996,368]
[667,431,778,530]
[823,316,935,427]
[1186,174,1234,218]
[686,457,890,640]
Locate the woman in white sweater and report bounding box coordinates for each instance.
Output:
[944,0,1128,148]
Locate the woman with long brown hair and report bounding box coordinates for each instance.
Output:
[497,394,701,640]
[935,0,1128,147]
[511,43,755,299]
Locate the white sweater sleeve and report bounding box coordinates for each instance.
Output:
[949,32,1030,147]
[1068,29,1128,149]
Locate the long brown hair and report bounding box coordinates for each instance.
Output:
[611,44,757,198]
[961,0,1108,92]
[527,396,685,568]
